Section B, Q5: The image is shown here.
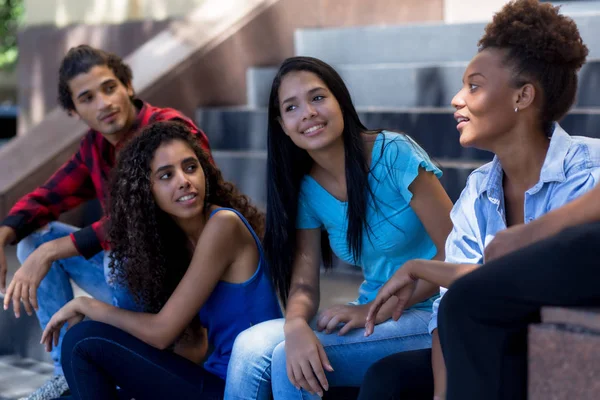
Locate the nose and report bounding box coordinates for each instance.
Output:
[302,103,317,120]
[176,170,191,190]
[96,92,112,110]
[179,178,191,190]
[451,89,465,110]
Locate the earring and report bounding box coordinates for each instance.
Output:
[515,107,518,113]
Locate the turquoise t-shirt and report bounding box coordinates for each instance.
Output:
[296,131,442,310]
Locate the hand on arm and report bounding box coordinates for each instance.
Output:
[316,296,400,336]
[4,235,79,318]
[365,260,478,336]
[363,168,454,335]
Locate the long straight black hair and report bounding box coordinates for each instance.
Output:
[264,56,377,307]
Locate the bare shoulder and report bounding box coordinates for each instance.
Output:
[203,209,252,245]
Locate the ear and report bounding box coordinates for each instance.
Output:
[514,83,536,111]
[68,109,80,119]
[126,83,134,98]
[277,116,291,137]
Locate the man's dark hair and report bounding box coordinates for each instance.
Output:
[58,45,133,111]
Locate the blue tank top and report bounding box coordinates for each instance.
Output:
[198,207,282,380]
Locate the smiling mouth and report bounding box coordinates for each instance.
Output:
[303,124,325,135]
[176,193,197,202]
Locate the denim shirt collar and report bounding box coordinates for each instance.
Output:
[478,123,571,200]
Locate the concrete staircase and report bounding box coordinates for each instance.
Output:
[4,1,600,398]
[198,11,600,209]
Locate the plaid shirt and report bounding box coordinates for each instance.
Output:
[0,99,211,259]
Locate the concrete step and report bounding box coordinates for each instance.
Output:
[293,12,600,65]
[246,62,467,108]
[0,355,53,400]
[529,322,600,400]
[247,58,600,109]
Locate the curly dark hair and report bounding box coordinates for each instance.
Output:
[479,0,588,133]
[107,121,264,314]
[58,45,134,112]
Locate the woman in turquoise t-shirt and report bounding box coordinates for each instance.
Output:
[224,56,453,399]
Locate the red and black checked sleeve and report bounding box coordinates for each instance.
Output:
[69,217,107,259]
[0,146,97,251]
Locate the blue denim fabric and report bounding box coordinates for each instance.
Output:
[429,124,600,333]
[16,221,138,375]
[224,309,432,400]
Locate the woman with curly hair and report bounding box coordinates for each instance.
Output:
[40,121,282,399]
[359,1,600,399]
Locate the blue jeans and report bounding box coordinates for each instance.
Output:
[17,222,138,375]
[62,321,225,400]
[224,309,432,400]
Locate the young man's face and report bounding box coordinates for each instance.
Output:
[68,65,137,142]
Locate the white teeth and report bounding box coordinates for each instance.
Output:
[304,124,324,134]
[457,117,469,123]
[177,194,196,202]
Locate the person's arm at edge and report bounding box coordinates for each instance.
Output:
[485,180,600,261]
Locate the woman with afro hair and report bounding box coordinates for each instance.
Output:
[360,1,600,399]
[40,121,282,399]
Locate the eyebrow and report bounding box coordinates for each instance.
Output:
[154,157,198,175]
[76,78,118,100]
[281,86,327,105]
[462,72,486,83]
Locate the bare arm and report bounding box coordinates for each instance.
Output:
[404,168,454,307]
[285,228,322,324]
[407,259,479,289]
[68,211,251,349]
[0,226,17,293]
[281,228,336,395]
[431,329,446,399]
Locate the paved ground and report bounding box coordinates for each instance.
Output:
[0,246,363,399]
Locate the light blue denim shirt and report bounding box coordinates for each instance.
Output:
[429,123,600,333]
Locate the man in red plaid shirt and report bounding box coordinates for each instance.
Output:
[0,45,211,399]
